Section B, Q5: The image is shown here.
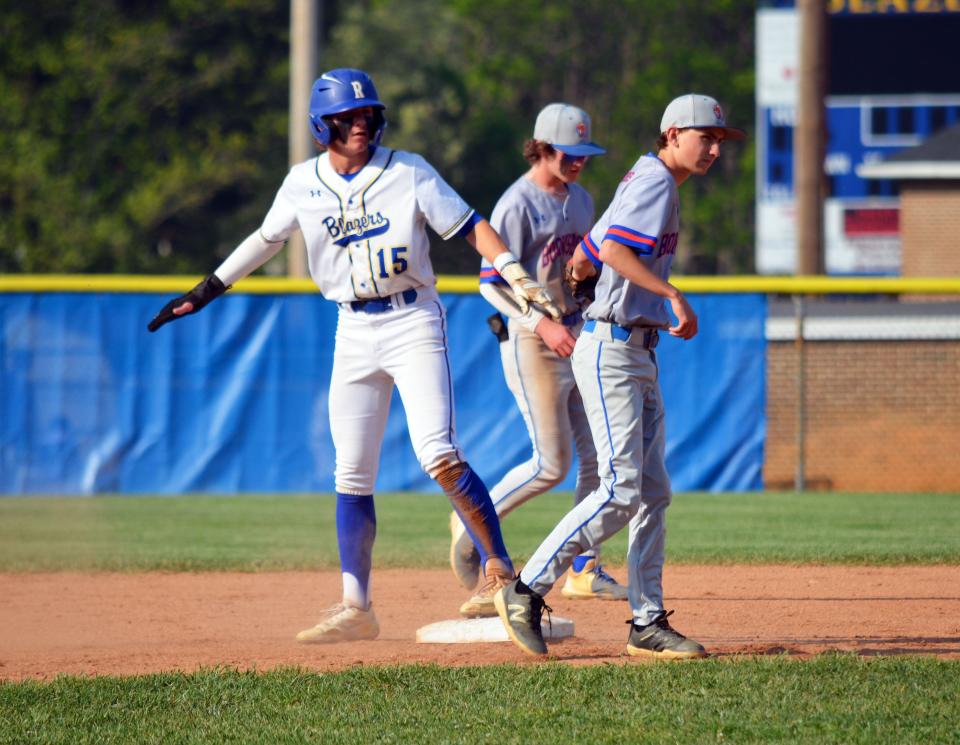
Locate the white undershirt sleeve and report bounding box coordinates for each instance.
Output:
[479,282,545,333]
[213,230,287,286]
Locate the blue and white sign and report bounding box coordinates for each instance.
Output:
[755,4,960,275]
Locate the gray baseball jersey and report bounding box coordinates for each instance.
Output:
[580,153,680,329]
[518,151,682,626]
[476,175,599,517]
[480,175,594,322]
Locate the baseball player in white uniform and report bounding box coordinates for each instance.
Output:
[495,94,746,658]
[450,103,628,618]
[147,68,559,643]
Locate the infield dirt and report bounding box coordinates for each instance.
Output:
[2,565,958,680]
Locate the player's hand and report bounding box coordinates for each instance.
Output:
[535,317,576,358]
[147,274,228,332]
[497,259,561,320]
[667,292,698,340]
[563,259,598,303]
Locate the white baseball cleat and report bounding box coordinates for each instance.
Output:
[458,574,505,618]
[459,593,497,618]
[460,556,516,617]
[296,603,380,644]
[560,558,628,601]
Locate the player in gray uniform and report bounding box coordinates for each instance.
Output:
[495,94,746,658]
[450,104,627,618]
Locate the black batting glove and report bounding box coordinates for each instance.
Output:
[147,274,228,332]
[486,312,509,343]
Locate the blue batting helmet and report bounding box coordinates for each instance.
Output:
[308,68,387,146]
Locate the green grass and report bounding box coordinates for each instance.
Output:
[2,494,958,743]
[1,657,958,744]
[1,491,958,571]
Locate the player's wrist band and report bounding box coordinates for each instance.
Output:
[493,252,519,275]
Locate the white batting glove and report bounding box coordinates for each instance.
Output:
[494,253,561,321]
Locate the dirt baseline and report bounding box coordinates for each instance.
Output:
[2,565,959,680]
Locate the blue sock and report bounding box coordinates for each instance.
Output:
[572,554,595,573]
[336,492,376,607]
[444,465,514,575]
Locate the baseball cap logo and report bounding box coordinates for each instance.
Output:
[533,103,607,156]
[713,103,723,122]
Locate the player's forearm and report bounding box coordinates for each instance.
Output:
[466,219,513,266]
[599,239,681,300]
[568,244,596,280]
[214,230,287,286]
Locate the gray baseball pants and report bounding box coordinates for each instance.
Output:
[518,321,672,625]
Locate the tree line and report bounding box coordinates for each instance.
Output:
[0,0,756,276]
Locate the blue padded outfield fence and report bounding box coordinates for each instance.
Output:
[2,274,956,496]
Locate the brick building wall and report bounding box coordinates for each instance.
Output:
[765,339,960,492]
[900,182,960,277]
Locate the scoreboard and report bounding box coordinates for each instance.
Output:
[755,1,960,275]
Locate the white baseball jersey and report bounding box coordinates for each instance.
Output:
[260,146,475,301]
[251,145,482,494]
[194,112,517,618]
[580,153,680,328]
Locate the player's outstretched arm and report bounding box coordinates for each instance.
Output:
[147,229,286,333]
[147,274,228,332]
[467,220,561,321]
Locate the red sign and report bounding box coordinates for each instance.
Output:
[843,208,899,235]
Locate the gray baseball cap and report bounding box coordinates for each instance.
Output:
[533,103,606,156]
[660,94,747,140]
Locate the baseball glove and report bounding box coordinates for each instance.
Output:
[563,261,598,303]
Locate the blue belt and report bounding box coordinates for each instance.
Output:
[561,310,583,326]
[349,288,418,313]
[582,319,659,349]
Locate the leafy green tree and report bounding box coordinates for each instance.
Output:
[1,0,756,275]
[326,0,756,273]
[0,0,290,274]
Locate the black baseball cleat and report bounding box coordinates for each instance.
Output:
[626,610,708,660]
[494,577,550,656]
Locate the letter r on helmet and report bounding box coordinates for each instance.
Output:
[352,81,364,98]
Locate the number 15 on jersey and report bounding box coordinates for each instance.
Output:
[376,245,408,279]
